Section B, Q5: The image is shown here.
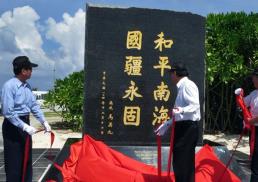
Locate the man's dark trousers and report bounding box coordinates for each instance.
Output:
[173,120,198,182]
[2,116,32,182]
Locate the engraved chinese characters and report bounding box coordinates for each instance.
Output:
[84,6,205,144]
[123,31,173,127]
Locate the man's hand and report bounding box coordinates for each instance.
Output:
[42,121,51,133]
[155,119,173,136]
[172,107,184,115]
[23,123,37,135]
[234,88,243,95]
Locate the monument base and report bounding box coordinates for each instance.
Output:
[41,138,250,182]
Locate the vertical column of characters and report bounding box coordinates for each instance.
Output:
[152,32,174,126]
[100,71,106,135]
[107,101,114,135]
[122,31,143,127]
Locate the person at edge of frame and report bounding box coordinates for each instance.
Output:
[1,56,52,182]
[155,62,200,182]
[235,68,258,182]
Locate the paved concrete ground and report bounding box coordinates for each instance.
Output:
[204,133,250,157]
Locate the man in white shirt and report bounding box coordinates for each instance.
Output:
[155,62,200,182]
[235,68,258,182]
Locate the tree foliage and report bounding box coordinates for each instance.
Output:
[45,70,84,131]
[206,12,258,132]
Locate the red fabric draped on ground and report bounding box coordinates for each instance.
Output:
[49,135,240,182]
[195,144,240,182]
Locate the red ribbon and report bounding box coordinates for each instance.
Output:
[235,91,256,158]
[218,129,245,181]
[156,112,176,180]
[167,115,176,177]
[236,92,251,129]
[22,129,55,182]
[22,134,30,182]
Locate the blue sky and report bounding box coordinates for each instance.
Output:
[0,0,257,90]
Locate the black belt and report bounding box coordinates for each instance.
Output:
[19,115,30,121]
[4,115,30,125]
[176,120,198,125]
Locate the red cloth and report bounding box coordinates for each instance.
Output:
[61,135,173,182]
[195,145,240,182]
[236,93,252,129]
[49,135,241,182]
[236,92,256,157]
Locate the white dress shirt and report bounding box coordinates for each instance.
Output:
[174,77,201,122]
[244,89,258,126]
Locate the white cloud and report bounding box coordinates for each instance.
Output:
[0,6,55,89]
[1,6,42,51]
[45,9,85,77]
[0,6,86,90]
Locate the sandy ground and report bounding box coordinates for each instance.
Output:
[0,114,251,157]
[30,114,82,149]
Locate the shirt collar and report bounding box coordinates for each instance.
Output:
[13,77,28,88]
[176,77,188,89]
